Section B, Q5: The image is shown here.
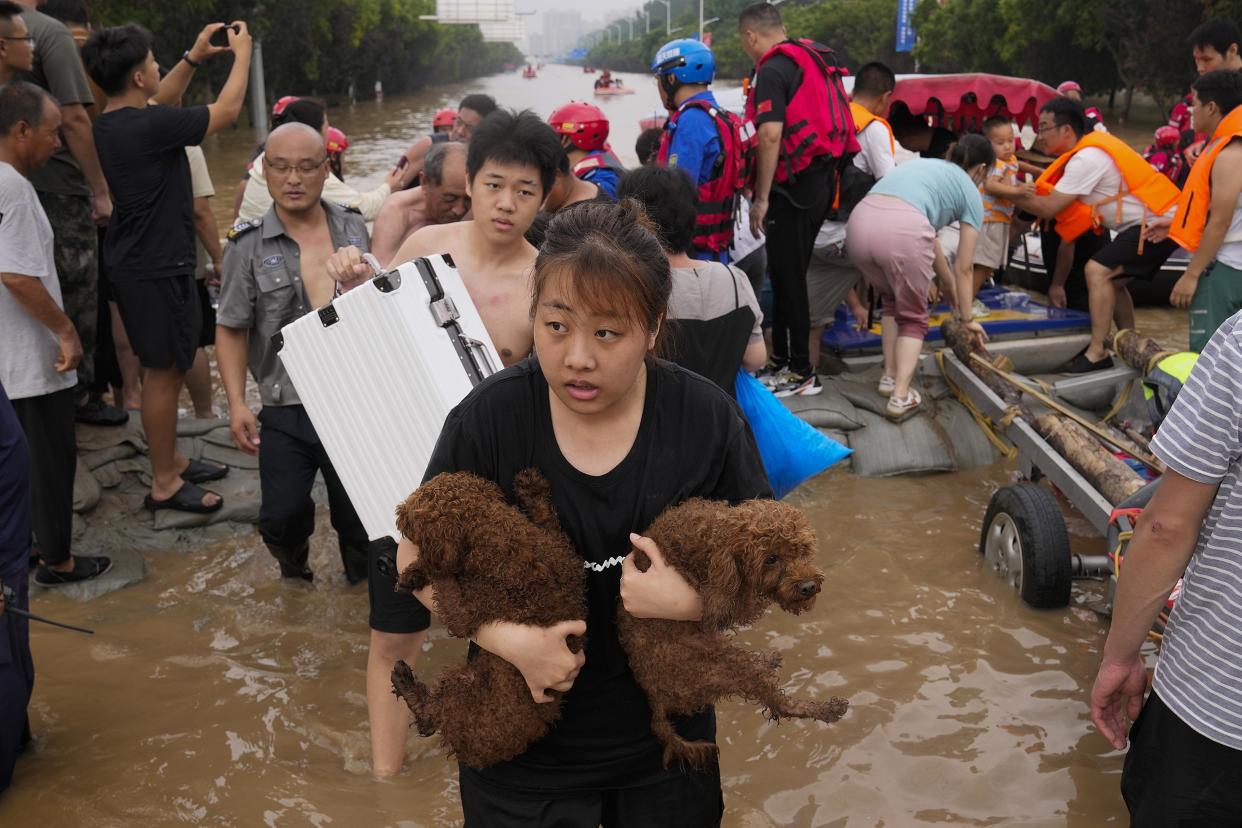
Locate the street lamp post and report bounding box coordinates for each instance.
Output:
[652,0,671,36]
[624,18,634,40]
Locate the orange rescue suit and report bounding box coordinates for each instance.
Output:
[1169,106,1242,251]
[1035,132,1181,242]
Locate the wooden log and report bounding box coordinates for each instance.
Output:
[941,318,1023,408]
[1032,413,1146,505]
[1113,330,1167,373]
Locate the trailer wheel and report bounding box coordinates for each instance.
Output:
[979,483,1072,609]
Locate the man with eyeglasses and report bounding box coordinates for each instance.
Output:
[215,122,377,585]
[0,1,34,86]
[83,20,252,515]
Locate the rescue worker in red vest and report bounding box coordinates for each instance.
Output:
[651,37,741,264]
[548,101,623,200]
[807,61,898,369]
[1013,97,1182,373]
[1167,70,1242,352]
[738,2,859,397]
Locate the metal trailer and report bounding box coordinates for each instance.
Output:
[938,351,1129,608]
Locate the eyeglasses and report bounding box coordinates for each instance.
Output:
[266,158,328,176]
[1035,124,1062,135]
[2,35,34,44]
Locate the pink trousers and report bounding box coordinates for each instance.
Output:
[846,196,936,338]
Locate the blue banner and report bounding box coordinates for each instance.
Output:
[896,0,918,53]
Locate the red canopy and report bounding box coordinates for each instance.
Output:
[889,73,1060,129]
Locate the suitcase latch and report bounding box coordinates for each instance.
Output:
[429,296,460,327]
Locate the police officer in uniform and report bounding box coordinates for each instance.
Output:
[215,122,379,584]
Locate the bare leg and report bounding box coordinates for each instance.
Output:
[144,365,218,505]
[1112,279,1136,331]
[973,264,994,295]
[808,323,825,371]
[1083,261,1122,362]
[880,315,898,380]
[368,629,427,776]
[110,301,142,409]
[185,347,214,419]
[892,335,924,399]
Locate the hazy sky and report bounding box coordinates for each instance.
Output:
[518,0,643,28]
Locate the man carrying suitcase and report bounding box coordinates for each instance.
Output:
[215,121,381,587]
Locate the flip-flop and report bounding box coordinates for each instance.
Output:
[143,481,223,514]
[181,458,229,484]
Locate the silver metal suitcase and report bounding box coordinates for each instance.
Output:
[275,254,503,541]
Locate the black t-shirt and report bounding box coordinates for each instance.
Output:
[93,104,210,282]
[751,54,799,126]
[422,357,771,792]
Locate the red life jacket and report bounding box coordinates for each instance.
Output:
[656,97,746,254]
[744,39,859,184]
[572,147,625,177]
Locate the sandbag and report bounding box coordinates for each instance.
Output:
[736,370,852,498]
[74,417,146,453]
[72,456,101,513]
[931,399,999,470]
[81,443,138,470]
[201,441,260,471]
[780,386,865,431]
[152,471,261,530]
[176,417,230,437]
[845,409,955,477]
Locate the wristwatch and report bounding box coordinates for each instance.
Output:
[182,51,200,68]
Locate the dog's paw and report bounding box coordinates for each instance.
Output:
[395,563,429,594]
[663,739,720,771]
[811,697,849,724]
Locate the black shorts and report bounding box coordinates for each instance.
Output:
[459,762,723,828]
[111,273,201,371]
[367,538,431,634]
[1122,690,1242,826]
[195,279,217,347]
[1090,225,1178,280]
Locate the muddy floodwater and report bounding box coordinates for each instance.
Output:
[0,65,1182,825]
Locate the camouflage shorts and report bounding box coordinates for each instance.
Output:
[35,190,97,389]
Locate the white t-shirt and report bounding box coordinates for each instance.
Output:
[1054,147,1175,231]
[817,119,897,248]
[1215,191,1242,270]
[186,146,216,279]
[0,162,76,400]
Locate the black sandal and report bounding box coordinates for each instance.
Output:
[1062,351,1114,374]
[181,458,229,484]
[143,481,224,514]
[33,555,114,586]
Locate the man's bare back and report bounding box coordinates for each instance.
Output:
[391,221,535,366]
[372,187,431,266]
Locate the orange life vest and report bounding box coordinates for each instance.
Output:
[848,101,895,155]
[1169,106,1242,251]
[1035,132,1181,241]
[830,102,894,212]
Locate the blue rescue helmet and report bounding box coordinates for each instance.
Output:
[651,38,715,85]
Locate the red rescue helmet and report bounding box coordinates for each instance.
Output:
[1154,125,1180,147]
[272,95,299,117]
[433,107,457,130]
[549,101,610,151]
[326,126,349,155]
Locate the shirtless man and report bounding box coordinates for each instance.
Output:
[325,109,564,777]
[216,122,381,588]
[330,109,562,367]
[394,92,497,188]
[368,141,469,265]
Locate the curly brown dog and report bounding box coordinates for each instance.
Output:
[617,498,848,770]
[389,469,587,768]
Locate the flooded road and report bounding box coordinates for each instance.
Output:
[0,64,1187,825]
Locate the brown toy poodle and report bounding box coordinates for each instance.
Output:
[389,469,587,768]
[617,498,849,769]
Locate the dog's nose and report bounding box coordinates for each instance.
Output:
[795,579,820,598]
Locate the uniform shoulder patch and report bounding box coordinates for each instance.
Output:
[227,219,261,241]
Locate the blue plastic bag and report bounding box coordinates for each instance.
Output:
[734,370,852,499]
